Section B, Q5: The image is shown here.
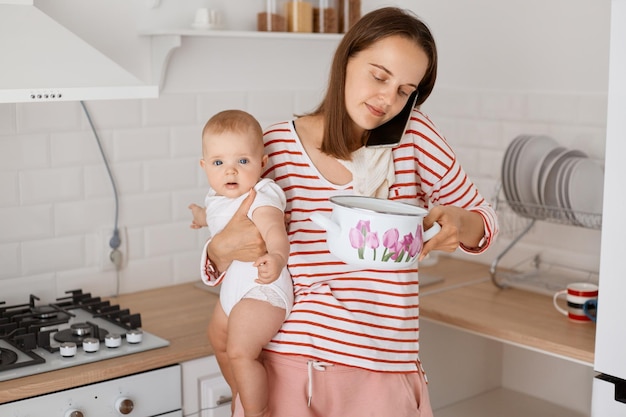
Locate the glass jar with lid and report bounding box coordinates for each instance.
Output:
[313,0,338,33]
[337,0,360,33]
[286,0,313,33]
[258,0,287,31]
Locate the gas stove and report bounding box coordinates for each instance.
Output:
[0,289,169,382]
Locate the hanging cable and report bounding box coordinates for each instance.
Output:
[80,101,122,293]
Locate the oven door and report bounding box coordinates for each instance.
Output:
[0,365,182,416]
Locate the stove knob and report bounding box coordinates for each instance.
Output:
[82,337,100,353]
[115,397,135,415]
[64,409,84,417]
[126,329,143,344]
[60,342,77,357]
[105,333,122,348]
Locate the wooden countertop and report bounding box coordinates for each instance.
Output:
[419,257,595,366]
[0,283,219,404]
[0,257,595,404]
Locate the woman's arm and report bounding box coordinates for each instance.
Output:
[206,189,267,274]
[420,205,485,261]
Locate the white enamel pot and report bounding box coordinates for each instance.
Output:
[309,195,441,270]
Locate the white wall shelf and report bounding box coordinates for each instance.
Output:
[140,30,343,89]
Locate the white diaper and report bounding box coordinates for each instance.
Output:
[219,260,294,319]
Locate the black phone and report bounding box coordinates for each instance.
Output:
[365,91,418,148]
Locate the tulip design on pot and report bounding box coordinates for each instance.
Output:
[308,195,441,270]
[350,220,423,263]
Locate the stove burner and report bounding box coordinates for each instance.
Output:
[54,323,109,346]
[0,348,18,366]
[71,323,91,336]
[31,305,59,320]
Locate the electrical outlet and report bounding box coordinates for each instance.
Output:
[99,226,128,271]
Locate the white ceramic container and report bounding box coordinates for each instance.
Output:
[309,195,440,270]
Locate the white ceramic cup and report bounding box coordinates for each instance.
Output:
[194,8,210,24]
[193,8,220,28]
[552,282,598,323]
[309,196,441,270]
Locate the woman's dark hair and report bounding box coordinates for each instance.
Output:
[309,7,438,159]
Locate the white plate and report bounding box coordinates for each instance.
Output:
[501,135,528,208]
[531,146,565,205]
[540,149,587,207]
[514,135,559,206]
[568,158,604,225]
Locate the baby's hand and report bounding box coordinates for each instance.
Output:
[188,204,208,229]
[253,253,285,284]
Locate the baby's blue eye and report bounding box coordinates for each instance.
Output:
[239,158,249,165]
[212,160,222,166]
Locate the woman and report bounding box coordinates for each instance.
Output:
[201,7,498,417]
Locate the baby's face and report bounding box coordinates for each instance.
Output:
[200,129,266,198]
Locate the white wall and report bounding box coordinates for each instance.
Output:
[0,0,611,302]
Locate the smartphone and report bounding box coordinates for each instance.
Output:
[365,91,418,148]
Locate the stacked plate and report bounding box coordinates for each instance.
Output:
[501,134,604,227]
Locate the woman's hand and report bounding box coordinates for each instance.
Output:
[207,189,267,272]
[419,205,484,261]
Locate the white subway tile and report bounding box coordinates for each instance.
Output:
[0,172,18,207]
[119,193,171,226]
[0,133,49,171]
[143,93,197,126]
[56,268,120,298]
[577,93,608,126]
[113,127,170,162]
[248,91,295,121]
[0,104,16,134]
[80,100,142,129]
[172,125,203,157]
[527,93,578,123]
[118,257,174,294]
[50,130,108,167]
[144,158,197,192]
[0,243,20,279]
[173,188,209,222]
[0,205,53,243]
[455,119,503,149]
[21,235,85,276]
[20,167,83,205]
[55,198,115,236]
[197,91,247,122]
[480,91,527,121]
[85,161,143,199]
[0,273,56,304]
[173,251,203,284]
[17,101,81,132]
[144,222,197,257]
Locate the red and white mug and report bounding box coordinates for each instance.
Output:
[552,282,598,323]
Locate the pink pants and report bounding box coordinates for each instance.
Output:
[233,351,433,417]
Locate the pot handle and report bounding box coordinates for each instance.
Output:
[309,212,341,235]
[423,221,441,242]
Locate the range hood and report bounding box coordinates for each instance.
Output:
[0,0,158,103]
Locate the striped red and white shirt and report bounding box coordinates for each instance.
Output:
[202,109,498,372]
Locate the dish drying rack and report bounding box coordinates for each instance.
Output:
[490,183,602,292]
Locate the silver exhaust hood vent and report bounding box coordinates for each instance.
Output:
[0,0,158,103]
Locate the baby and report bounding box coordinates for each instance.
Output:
[189,109,293,417]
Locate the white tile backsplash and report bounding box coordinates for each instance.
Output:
[21,235,85,276]
[20,167,84,205]
[144,159,197,192]
[0,133,49,170]
[0,205,53,243]
[113,127,170,161]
